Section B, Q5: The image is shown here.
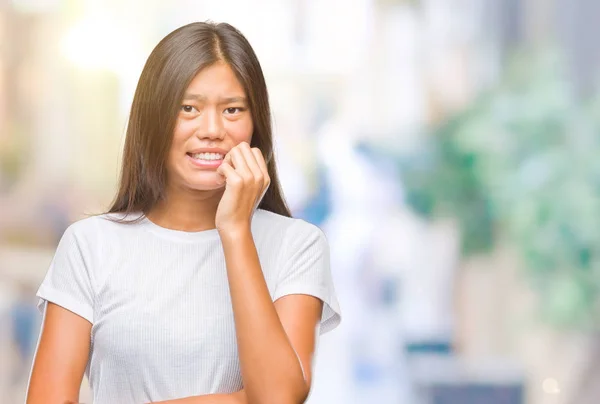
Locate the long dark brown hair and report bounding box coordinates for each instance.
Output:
[107,21,291,219]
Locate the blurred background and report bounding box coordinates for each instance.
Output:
[1,0,600,403]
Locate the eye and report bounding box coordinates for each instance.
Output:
[181,105,197,113]
[224,107,244,115]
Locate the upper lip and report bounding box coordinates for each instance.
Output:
[187,148,228,156]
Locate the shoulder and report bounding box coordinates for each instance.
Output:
[61,212,144,247]
[252,209,327,248]
[55,213,144,280]
[253,209,322,233]
[62,214,101,241]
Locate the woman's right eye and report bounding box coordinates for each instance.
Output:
[181,105,196,113]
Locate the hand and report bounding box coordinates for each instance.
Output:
[215,142,270,234]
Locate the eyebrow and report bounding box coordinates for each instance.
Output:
[182,93,247,104]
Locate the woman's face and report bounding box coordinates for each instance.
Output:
[166,61,254,192]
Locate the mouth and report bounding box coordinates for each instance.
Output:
[186,152,225,169]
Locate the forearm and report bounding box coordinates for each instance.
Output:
[220,227,307,404]
[150,390,246,404]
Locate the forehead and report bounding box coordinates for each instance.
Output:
[185,62,246,96]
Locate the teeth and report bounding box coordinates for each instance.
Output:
[190,152,224,161]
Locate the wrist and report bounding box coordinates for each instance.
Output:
[218,223,252,240]
[230,390,247,404]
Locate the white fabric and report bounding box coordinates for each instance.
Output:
[33,209,341,403]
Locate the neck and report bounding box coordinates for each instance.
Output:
[146,186,225,232]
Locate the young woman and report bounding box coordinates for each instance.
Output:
[26,21,341,404]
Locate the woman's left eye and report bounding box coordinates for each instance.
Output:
[224,107,243,114]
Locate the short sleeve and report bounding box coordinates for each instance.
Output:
[273,220,341,335]
[36,224,95,324]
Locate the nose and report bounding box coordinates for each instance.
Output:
[197,107,225,139]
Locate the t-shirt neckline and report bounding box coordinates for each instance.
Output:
[139,214,221,242]
[107,210,265,242]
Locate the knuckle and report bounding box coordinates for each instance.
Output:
[229,175,242,186]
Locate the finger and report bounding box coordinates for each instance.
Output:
[251,148,270,193]
[223,150,233,166]
[215,162,227,185]
[254,182,269,211]
[239,143,263,180]
[250,148,269,210]
[251,148,269,181]
[216,161,241,186]
[216,159,229,185]
[215,170,226,186]
[229,145,252,180]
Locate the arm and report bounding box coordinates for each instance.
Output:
[220,229,322,404]
[208,142,323,404]
[151,390,246,404]
[26,302,91,404]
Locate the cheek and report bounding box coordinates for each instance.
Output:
[171,119,198,156]
[173,119,195,141]
[168,122,191,168]
[226,119,254,143]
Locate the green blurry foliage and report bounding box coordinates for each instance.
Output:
[401,51,600,330]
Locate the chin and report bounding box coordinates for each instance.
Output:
[187,183,224,192]
[187,179,226,191]
[183,171,225,191]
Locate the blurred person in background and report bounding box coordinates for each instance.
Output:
[25,21,341,404]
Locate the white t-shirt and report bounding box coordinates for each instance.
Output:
[32,209,341,404]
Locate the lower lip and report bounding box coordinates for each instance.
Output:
[186,154,223,169]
